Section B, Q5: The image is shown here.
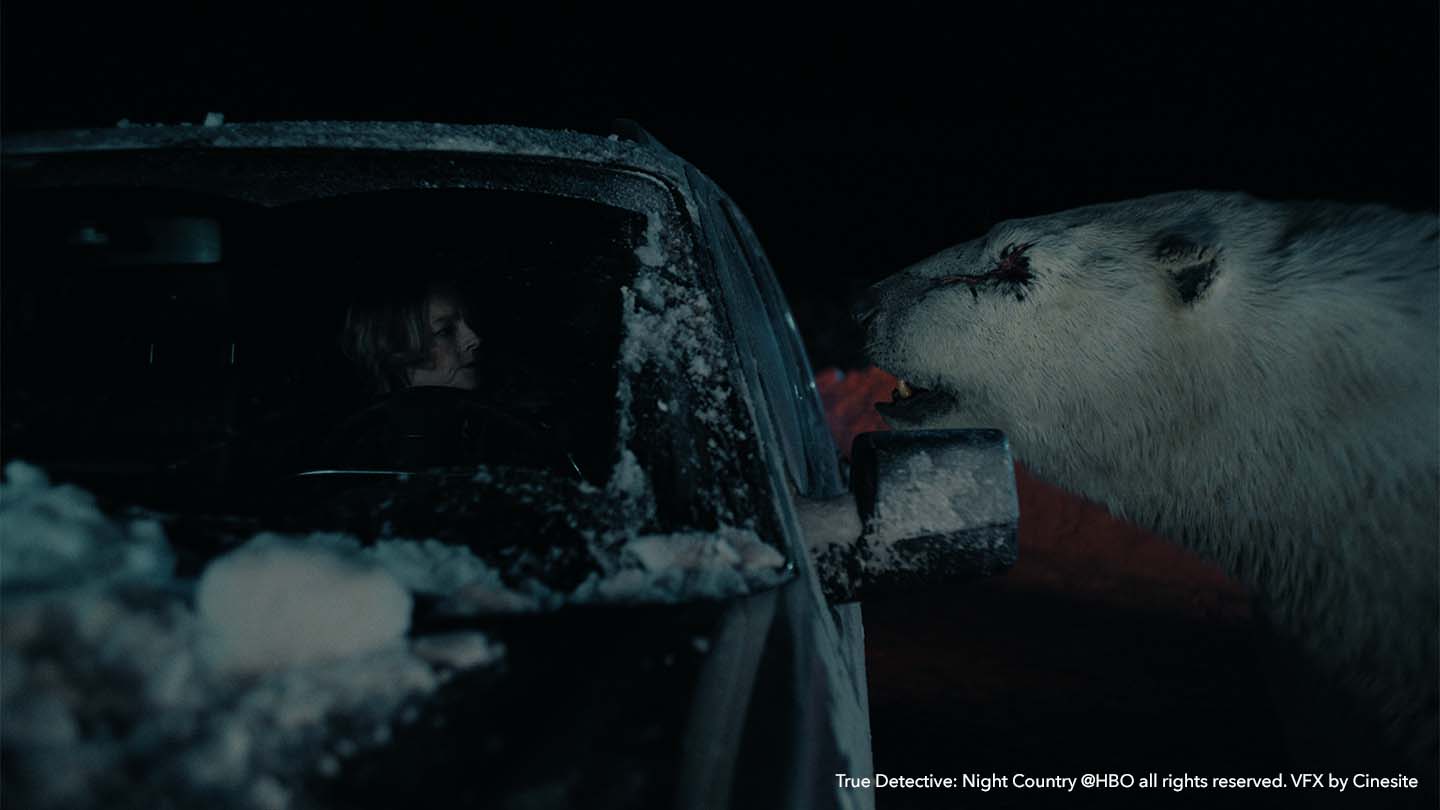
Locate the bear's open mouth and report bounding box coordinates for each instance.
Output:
[890,378,924,403]
[873,375,956,423]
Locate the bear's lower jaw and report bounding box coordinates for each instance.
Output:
[874,385,959,427]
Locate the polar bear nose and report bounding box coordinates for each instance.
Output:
[852,285,882,326]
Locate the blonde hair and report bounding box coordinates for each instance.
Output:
[340,280,461,394]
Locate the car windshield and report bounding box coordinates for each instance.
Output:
[2,143,793,609]
[2,186,636,511]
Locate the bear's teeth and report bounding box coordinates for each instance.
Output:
[896,379,913,399]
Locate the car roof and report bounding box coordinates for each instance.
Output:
[3,119,698,196]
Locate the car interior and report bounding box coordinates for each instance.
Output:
[1,186,643,518]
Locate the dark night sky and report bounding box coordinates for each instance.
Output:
[5,2,1436,365]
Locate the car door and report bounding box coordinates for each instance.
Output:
[686,166,874,810]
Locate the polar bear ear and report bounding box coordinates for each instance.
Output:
[1154,234,1219,305]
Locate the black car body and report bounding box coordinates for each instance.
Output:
[1,122,1015,809]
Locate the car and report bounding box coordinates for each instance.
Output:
[0,120,1019,809]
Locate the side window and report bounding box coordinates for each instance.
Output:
[701,184,844,499]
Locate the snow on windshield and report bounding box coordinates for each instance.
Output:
[611,210,760,529]
[1,463,502,810]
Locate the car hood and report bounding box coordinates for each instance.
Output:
[0,461,789,809]
[323,600,739,809]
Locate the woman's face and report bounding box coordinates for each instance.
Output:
[407,294,480,390]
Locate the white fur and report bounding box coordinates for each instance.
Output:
[862,191,1439,764]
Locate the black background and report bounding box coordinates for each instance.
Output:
[6,2,1435,367]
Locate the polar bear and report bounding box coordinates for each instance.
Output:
[855,191,1438,776]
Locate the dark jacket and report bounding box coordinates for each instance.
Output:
[322,386,578,477]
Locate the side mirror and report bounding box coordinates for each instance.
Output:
[798,429,1019,603]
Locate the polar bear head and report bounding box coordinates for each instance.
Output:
[855,191,1269,439]
[855,187,1437,517]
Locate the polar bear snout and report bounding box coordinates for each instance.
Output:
[853,268,972,388]
[853,269,940,329]
[851,281,883,327]
[853,272,926,326]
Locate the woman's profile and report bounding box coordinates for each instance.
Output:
[329,277,577,476]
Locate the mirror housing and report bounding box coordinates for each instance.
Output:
[800,429,1019,603]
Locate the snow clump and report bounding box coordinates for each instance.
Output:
[0,466,502,810]
[197,534,412,674]
[0,461,172,587]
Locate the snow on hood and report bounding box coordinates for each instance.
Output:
[570,527,786,605]
[0,461,173,587]
[357,520,787,615]
[0,463,503,810]
[197,534,413,674]
[0,449,785,807]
